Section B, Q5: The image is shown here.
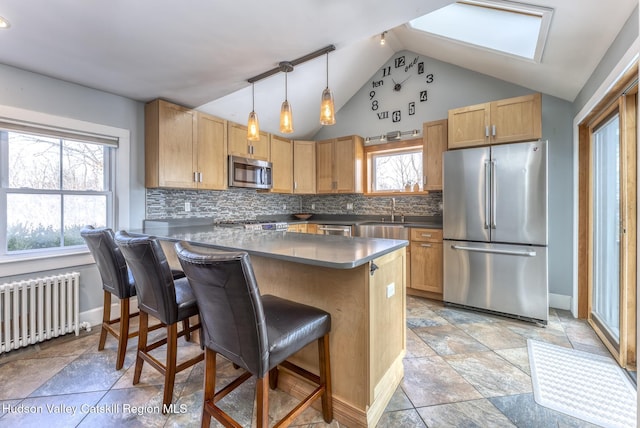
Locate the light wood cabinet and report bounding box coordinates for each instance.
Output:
[306,223,318,234]
[409,228,443,296]
[287,224,308,233]
[448,93,542,149]
[228,122,270,160]
[316,135,364,194]
[293,140,316,194]
[145,99,227,190]
[270,135,293,193]
[422,119,447,191]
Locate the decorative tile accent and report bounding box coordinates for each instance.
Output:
[145,188,442,220]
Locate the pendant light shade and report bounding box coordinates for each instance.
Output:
[320,52,336,125]
[247,83,260,141]
[279,67,294,134]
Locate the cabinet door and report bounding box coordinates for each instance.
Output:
[448,102,490,149]
[334,136,363,193]
[410,242,443,293]
[490,93,542,144]
[270,135,293,193]
[306,224,318,234]
[316,139,335,193]
[197,113,227,190]
[227,123,270,160]
[423,119,447,191]
[293,140,316,194]
[145,99,197,189]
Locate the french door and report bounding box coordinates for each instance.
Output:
[587,84,637,369]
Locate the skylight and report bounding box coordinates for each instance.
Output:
[408,0,553,62]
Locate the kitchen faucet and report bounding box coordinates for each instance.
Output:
[391,197,396,222]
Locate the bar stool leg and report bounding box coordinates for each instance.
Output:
[163,323,178,411]
[99,290,111,351]
[318,334,333,423]
[256,375,269,428]
[182,317,191,342]
[133,311,149,385]
[116,297,130,370]
[202,348,216,428]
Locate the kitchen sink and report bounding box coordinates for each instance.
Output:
[354,223,409,240]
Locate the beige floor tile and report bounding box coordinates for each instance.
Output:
[416,398,516,428]
[0,355,77,400]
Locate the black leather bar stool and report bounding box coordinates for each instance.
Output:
[81,226,185,370]
[115,231,204,411]
[175,242,333,428]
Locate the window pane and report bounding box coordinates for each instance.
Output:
[7,194,61,251]
[8,132,61,189]
[373,151,422,191]
[62,140,106,190]
[63,195,107,246]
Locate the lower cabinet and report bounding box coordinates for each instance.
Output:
[408,228,443,299]
[287,224,308,233]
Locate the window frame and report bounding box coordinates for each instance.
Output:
[364,138,425,196]
[0,104,130,275]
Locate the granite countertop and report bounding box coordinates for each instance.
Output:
[137,225,408,270]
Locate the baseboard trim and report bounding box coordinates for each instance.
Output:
[549,293,571,310]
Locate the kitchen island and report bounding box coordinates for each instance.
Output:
[141,225,407,428]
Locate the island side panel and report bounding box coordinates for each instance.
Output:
[250,255,369,410]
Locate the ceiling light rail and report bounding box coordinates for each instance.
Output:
[247,45,336,84]
[364,129,421,144]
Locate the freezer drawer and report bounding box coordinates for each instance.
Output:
[443,240,548,322]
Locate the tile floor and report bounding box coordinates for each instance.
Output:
[0,296,630,427]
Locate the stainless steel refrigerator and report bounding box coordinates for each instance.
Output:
[443,140,548,323]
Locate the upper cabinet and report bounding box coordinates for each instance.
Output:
[269,135,293,193]
[145,99,227,190]
[422,119,447,191]
[448,93,542,149]
[293,140,316,194]
[316,135,364,194]
[228,122,270,161]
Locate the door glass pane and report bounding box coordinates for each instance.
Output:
[592,113,620,343]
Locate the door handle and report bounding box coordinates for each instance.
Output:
[451,245,536,257]
[420,244,432,248]
[484,161,490,230]
[491,160,497,229]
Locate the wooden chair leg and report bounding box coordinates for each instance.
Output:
[162,323,179,411]
[115,297,130,370]
[318,334,333,423]
[268,367,279,390]
[182,317,191,342]
[99,290,111,351]
[133,311,149,385]
[256,375,269,428]
[201,348,216,428]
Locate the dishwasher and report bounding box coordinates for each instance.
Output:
[317,224,352,236]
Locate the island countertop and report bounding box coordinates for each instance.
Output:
[138,225,408,269]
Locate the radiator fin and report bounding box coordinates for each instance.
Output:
[0,272,80,354]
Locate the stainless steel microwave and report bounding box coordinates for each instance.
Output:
[228,156,273,189]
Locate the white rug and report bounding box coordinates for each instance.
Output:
[528,339,637,428]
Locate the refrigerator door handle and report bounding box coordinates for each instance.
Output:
[491,159,497,229]
[484,161,491,229]
[450,244,537,257]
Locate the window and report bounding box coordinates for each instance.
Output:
[1,127,115,255]
[367,144,423,193]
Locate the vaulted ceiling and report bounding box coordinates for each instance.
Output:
[0,1,636,139]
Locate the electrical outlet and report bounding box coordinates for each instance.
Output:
[311,203,316,210]
[184,202,191,212]
[347,203,353,210]
[283,204,287,210]
[386,283,395,298]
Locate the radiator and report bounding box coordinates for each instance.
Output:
[0,272,80,354]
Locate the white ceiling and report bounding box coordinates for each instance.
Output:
[0,1,636,139]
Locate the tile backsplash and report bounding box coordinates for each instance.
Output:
[146,188,442,221]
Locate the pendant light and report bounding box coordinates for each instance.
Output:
[279,62,294,134]
[320,52,336,126]
[247,83,260,141]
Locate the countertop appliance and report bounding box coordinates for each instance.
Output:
[443,140,548,324]
[228,156,272,189]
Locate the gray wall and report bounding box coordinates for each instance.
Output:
[573,5,639,115]
[0,63,146,313]
[314,51,575,299]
